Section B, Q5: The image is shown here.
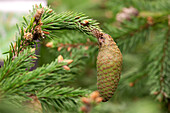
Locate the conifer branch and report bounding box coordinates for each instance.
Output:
[147,27,170,101]
[41,8,101,35]
[0,4,101,112]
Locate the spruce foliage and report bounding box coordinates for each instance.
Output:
[0,0,170,112]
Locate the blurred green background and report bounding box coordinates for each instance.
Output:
[0,0,169,113]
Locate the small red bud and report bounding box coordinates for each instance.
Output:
[48,9,53,13]
[95,97,103,103]
[90,91,100,101]
[81,20,89,26]
[153,92,159,95]
[43,31,50,34]
[84,46,89,50]
[81,97,91,104]
[57,47,62,51]
[81,106,88,112]
[58,55,64,62]
[63,59,73,65]
[67,47,71,52]
[63,65,70,71]
[31,56,37,59]
[147,16,154,25]
[129,82,134,87]
[46,42,53,48]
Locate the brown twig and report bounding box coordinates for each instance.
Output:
[159,27,169,99]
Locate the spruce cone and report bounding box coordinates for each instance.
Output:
[93,30,123,102]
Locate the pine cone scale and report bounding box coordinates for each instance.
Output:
[96,33,122,102]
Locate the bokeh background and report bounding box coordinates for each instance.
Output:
[0,0,169,113]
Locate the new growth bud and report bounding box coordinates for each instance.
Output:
[62,65,70,71]
[95,97,103,103]
[57,47,62,51]
[57,55,73,71]
[80,91,103,113]
[90,91,100,100]
[57,55,64,62]
[46,42,53,48]
[81,97,91,105]
[63,59,73,65]
[24,32,33,40]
